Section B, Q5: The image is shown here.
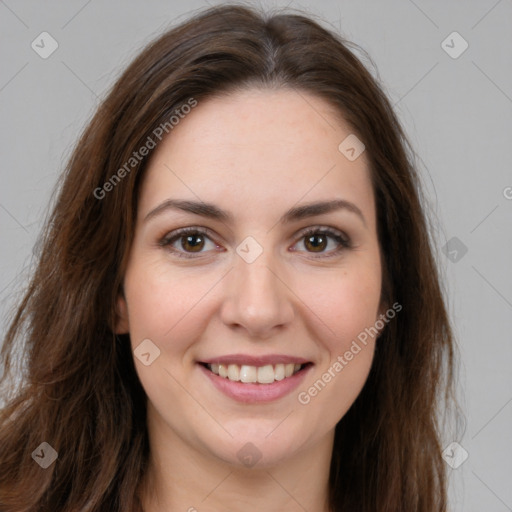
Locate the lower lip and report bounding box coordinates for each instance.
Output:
[198,363,312,404]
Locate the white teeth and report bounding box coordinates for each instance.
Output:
[218,364,228,378]
[257,365,275,384]
[274,364,285,381]
[206,362,304,384]
[227,364,239,381]
[240,365,257,383]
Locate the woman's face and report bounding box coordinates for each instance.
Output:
[117,88,385,468]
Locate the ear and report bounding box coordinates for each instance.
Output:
[115,288,130,334]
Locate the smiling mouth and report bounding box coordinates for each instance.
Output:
[201,362,310,384]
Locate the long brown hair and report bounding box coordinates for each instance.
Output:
[0,4,461,511]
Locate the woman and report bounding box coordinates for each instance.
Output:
[0,4,461,511]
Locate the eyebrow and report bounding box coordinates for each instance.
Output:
[144,198,367,227]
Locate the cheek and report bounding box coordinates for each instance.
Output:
[295,265,380,412]
[329,282,380,345]
[301,265,382,346]
[124,248,382,351]
[123,258,224,353]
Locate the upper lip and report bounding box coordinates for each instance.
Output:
[199,354,311,366]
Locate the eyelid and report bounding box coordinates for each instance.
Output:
[291,225,352,258]
[295,225,350,244]
[159,225,352,259]
[158,226,222,256]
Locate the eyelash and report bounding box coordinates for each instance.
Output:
[158,226,352,260]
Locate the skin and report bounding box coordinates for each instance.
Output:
[116,88,386,512]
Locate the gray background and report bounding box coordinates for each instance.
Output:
[1,0,511,510]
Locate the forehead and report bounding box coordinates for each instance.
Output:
[139,88,376,231]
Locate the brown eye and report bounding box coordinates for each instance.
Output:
[293,227,352,258]
[304,233,328,252]
[181,233,205,252]
[160,227,218,258]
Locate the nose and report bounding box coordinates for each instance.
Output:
[219,251,295,339]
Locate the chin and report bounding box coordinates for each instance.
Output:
[201,422,311,470]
